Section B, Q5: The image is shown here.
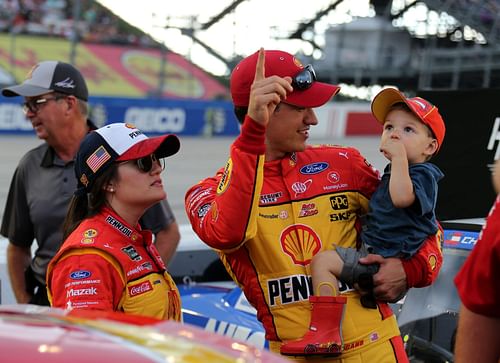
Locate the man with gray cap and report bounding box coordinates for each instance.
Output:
[1,61,180,305]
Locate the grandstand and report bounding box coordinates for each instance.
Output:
[1,0,500,97]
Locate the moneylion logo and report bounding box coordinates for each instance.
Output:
[280,224,321,265]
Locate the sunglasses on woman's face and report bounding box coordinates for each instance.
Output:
[120,154,165,173]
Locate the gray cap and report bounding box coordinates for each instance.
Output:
[2,61,88,101]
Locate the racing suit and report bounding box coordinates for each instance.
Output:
[47,207,181,321]
[185,118,442,361]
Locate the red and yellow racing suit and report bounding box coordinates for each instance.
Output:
[47,207,181,321]
[185,118,442,362]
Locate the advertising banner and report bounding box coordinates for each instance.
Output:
[0,96,240,136]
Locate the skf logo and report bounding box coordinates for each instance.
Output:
[330,212,352,222]
[217,158,233,195]
[330,195,348,210]
[280,224,321,265]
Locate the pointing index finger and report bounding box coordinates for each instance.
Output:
[254,47,265,82]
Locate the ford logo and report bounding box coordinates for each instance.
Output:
[300,162,329,175]
[70,270,91,279]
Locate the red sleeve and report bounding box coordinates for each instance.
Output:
[402,224,443,288]
[50,253,124,311]
[455,197,500,317]
[185,116,265,251]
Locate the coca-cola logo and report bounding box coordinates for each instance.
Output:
[128,281,153,297]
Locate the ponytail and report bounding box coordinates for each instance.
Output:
[62,164,118,239]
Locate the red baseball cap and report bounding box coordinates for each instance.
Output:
[230,49,340,108]
[371,88,446,151]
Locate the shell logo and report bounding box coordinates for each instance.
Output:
[280,224,322,265]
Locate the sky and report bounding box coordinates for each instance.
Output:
[97,0,375,76]
[95,0,478,99]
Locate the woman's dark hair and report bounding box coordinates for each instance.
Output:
[62,164,118,239]
[234,106,248,125]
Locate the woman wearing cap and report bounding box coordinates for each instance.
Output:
[46,123,181,321]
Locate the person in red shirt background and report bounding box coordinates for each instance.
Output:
[454,158,500,363]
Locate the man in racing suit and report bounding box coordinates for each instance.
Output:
[185,49,442,362]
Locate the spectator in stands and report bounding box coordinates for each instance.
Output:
[454,158,500,363]
[0,60,180,306]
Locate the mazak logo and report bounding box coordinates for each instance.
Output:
[66,287,97,298]
[128,281,153,297]
[300,162,329,175]
[330,195,348,210]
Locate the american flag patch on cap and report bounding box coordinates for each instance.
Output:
[86,146,111,172]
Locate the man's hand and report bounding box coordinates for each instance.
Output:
[247,48,293,127]
[359,254,407,302]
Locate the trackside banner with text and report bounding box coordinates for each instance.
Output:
[0,96,241,136]
[0,97,377,137]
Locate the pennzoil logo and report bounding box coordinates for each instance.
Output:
[217,158,233,195]
[280,224,321,265]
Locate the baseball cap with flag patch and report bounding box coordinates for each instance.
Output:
[75,123,180,194]
[230,49,340,108]
[2,61,88,101]
[371,87,446,151]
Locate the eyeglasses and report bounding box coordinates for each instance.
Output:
[22,95,66,114]
[119,154,165,173]
[292,64,317,91]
